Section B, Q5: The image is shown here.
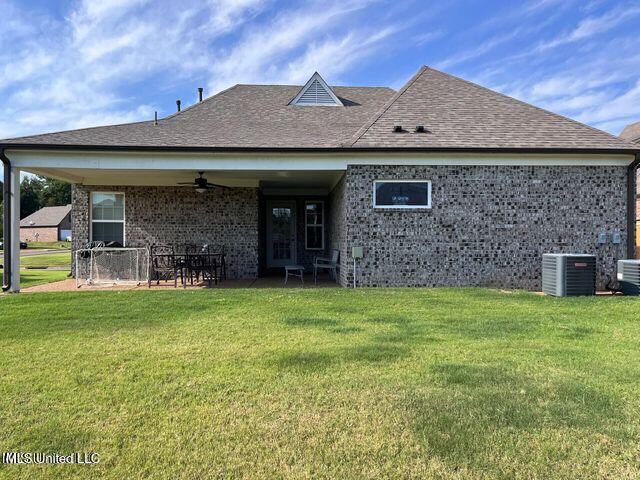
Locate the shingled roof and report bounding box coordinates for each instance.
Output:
[620,120,640,144]
[20,205,71,227]
[1,85,393,149]
[349,67,636,150]
[1,67,636,152]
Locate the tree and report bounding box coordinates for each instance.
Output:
[40,178,71,207]
[20,176,44,219]
[15,176,72,219]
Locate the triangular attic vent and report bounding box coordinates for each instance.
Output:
[291,72,343,106]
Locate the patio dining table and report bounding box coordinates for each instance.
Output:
[151,251,225,288]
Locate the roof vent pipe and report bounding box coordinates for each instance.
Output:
[176,100,181,112]
[198,87,203,102]
[154,111,158,125]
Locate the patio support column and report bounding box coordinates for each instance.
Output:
[9,166,20,292]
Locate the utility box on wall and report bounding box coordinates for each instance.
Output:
[542,254,596,297]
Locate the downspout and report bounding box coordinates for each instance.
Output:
[1,149,11,292]
[627,153,640,260]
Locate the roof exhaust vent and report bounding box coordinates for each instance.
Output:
[154,111,158,125]
[176,100,181,112]
[198,87,203,102]
[415,125,426,133]
[392,125,403,133]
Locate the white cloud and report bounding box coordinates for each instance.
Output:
[535,5,640,51]
[0,0,401,142]
[206,1,382,91]
[0,0,268,139]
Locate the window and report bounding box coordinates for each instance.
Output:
[373,180,431,209]
[305,201,324,250]
[91,192,125,244]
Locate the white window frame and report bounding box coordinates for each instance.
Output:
[304,200,325,250]
[90,191,126,245]
[372,180,432,209]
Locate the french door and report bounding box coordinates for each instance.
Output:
[266,200,296,268]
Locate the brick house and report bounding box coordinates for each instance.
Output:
[1,67,639,292]
[619,120,640,257]
[19,204,72,242]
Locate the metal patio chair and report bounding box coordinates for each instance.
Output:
[313,249,339,284]
[149,244,179,288]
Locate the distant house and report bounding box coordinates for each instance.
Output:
[20,205,72,242]
[620,121,640,255]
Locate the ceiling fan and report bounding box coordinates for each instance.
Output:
[177,172,226,193]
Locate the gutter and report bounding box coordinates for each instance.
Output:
[0,143,639,155]
[627,153,640,259]
[1,149,11,292]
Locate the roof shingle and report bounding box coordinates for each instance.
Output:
[20,205,71,227]
[2,85,394,149]
[349,67,636,151]
[620,120,640,144]
[1,67,636,152]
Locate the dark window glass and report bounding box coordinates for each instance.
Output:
[374,182,430,207]
[92,222,124,244]
[306,226,323,249]
[305,201,324,249]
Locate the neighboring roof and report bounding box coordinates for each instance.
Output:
[1,67,636,152]
[20,204,71,227]
[1,84,393,149]
[349,67,637,151]
[620,120,640,144]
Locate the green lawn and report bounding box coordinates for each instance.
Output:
[20,252,71,268]
[0,288,639,479]
[25,241,72,250]
[0,268,69,288]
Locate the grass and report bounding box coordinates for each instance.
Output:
[0,268,69,288]
[24,241,71,250]
[0,288,639,479]
[20,252,71,268]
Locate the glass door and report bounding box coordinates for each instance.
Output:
[266,200,296,268]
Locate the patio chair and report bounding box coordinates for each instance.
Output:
[149,244,179,288]
[208,244,227,281]
[313,249,339,284]
[185,244,206,285]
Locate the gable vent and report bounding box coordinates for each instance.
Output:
[291,72,343,107]
[298,79,335,104]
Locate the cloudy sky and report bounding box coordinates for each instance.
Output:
[0,0,639,143]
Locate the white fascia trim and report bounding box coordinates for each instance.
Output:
[6,150,635,171]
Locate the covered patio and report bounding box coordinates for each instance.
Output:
[3,149,349,292]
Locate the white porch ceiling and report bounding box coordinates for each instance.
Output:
[24,167,345,189]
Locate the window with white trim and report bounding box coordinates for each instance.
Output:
[373,180,431,209]
[305,201,324,250]
[91,192,125,244]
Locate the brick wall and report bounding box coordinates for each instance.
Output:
[20,227,58,242]
[72,185,259,279]
[332,164,628,290]
[328,175,349,285]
